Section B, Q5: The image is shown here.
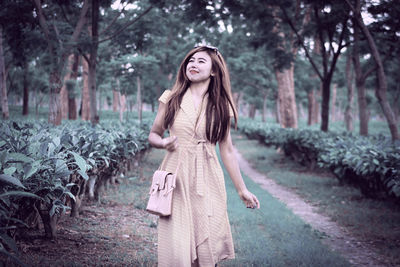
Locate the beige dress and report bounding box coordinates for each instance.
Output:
[157,89,235,267]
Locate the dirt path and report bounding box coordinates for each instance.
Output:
[234,147,391,267]
[16,189,158,266]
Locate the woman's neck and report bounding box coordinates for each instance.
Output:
[189,79,210,98]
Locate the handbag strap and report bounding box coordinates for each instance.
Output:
[158,147,181,176]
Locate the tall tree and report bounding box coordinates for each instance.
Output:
[32,0,89,125]
[283,0,350,131]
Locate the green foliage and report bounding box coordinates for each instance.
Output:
[238,118,400,201]
[0,118,151,262]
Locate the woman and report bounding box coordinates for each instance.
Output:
[148,45,260,267]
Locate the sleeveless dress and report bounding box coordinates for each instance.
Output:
[157,89,235,267]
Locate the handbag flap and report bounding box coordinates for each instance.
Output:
[152,170,172,190]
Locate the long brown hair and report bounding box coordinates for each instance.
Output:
[163,46,238,144]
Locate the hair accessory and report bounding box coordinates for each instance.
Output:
[195,44,219,55]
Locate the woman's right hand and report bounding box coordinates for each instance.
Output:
[162,136,178,151]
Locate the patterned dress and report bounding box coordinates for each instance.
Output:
[157,89,235,267]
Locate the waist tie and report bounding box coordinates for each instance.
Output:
[195,139,214,217]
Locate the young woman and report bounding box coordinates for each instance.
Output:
[148,45,260,267]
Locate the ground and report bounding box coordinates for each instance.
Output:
[234,147,391,267]
[2,142,397,266]
[17,192,158,266]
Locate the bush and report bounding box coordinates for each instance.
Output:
[237,119,400,201]
[0,118,152,263]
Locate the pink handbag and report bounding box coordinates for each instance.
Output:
[146,170,177,216]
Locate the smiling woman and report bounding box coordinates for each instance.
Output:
[147,46,260,267]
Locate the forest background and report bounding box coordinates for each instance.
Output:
[1,0,399,140]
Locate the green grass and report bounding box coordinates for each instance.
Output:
[231,130,400,265]
[4,105,155,122]
[214,149,350,266]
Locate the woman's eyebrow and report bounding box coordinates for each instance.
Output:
[190,56,208,61]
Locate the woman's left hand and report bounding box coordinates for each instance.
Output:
[239,189,260,209]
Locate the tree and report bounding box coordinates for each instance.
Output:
[32,0,89,125]
[283,0,350,131]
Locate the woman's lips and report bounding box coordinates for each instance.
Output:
[189,69,199,74]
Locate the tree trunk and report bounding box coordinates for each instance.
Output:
[312,88,320,124]
[307,89,315,125]
[60,55,75,120]
[0,26,9,120]
[113,89,119,112]
[119,91,123,122]
[137,76,142,123]
[81,57,90,121]
[331,83,337,122]
[349,0,398,140]
[262,91,268,122]
[352,8,368,136]
[320,79,331,132]
[275,67,298,128]
[345,51,354,131]
[248,104,256,119]
[89,0,99,125]
[68,54,79,120]
[48,72,62,125]
[22,62,29,116]
[393,84,400,124]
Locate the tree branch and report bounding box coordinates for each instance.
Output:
[280,7,323,80]
[99,6,153,44]
[69,0,89,46]
[100,4,127,36]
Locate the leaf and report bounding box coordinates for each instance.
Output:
[3,167,17,176]
[0,174,25,189]
[70,152,87,173]
[0,232,18,254]
[64,191,76,202]
[0,191,42,200]
[7,153,33,163]
[24,160,41,179]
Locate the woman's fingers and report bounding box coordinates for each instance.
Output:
[244,191,260,209]
[163,136,178,151]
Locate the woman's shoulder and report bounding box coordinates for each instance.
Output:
[159,89,172,104]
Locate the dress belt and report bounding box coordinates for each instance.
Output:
[193,139,214,197]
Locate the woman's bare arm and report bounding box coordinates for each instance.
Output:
[219,128,260,209]
[148,102,178,151]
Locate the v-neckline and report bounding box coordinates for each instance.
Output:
[189,89,207,114]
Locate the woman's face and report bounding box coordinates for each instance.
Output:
[186,51,213,84]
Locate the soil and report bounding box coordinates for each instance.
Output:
[8,188,158,267]
[234,147,394,267]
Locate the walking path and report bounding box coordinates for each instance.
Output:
[234,147,390,267]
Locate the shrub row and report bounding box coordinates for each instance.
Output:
[237,119,400,201]
[0,119,152,265]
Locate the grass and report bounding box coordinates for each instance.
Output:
[231,130,400,265]
[215,149,350,266]
[4,105,155,122]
